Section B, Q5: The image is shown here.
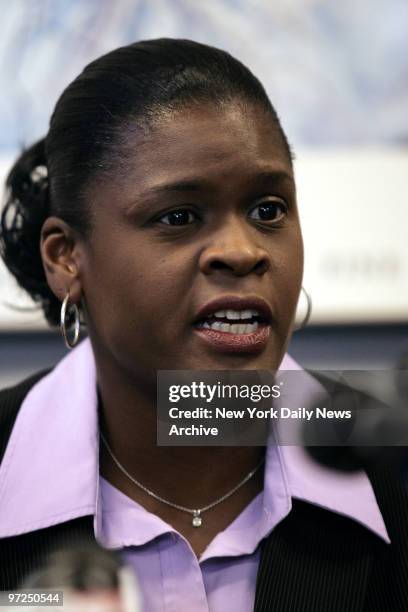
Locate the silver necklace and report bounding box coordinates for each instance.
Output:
[100,431,265,528]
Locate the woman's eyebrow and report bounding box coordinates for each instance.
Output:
[125,169,294,215]
[251,170,295,185]
[124,179,214,215]
[144,170,293,197]
[142,179,214,197]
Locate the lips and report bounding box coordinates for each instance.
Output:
[192,295,273,354]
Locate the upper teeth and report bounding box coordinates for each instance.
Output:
[212,309,259,320]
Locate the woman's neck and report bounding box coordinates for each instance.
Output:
[97,372,265,506]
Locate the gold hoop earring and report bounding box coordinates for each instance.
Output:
[294,286,312,331]
[60,291,81,349]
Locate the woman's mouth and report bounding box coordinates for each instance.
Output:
[193,307,271,354]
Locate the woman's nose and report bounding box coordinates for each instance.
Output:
[199,219,270,277]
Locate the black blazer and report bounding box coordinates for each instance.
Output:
[1,371,408,611]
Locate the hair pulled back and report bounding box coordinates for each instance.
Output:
[0,38,292,327]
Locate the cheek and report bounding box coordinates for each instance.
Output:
[274,225,303,273]
[83,238,190,346]
[271,230,304,319]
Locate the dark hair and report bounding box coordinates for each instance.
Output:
[0,38,293,327]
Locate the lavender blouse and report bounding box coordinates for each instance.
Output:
[0,339,389,611]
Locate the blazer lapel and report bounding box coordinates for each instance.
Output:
[254,499,383,612]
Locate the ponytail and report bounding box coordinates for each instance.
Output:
[0,138,60,325]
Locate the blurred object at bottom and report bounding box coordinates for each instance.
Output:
[12,541,141,611]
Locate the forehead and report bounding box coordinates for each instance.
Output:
[87,103,294,215]
[119,103,292,185]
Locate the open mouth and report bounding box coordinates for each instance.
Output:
[192,298,272,354]
[194,309,266,334]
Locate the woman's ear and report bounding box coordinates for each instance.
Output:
[40,216,83,304]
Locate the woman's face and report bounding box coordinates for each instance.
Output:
[80,102,303,383]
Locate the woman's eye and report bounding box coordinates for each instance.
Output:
[158,209,197,226]
[249,200,287,223]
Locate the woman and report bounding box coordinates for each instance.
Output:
[0,39,407,611]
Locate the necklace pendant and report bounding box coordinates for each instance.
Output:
[192,510,202,527]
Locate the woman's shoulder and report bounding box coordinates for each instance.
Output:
[0,369,52,462]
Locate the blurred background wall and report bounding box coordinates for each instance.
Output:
[1,0,408,386]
